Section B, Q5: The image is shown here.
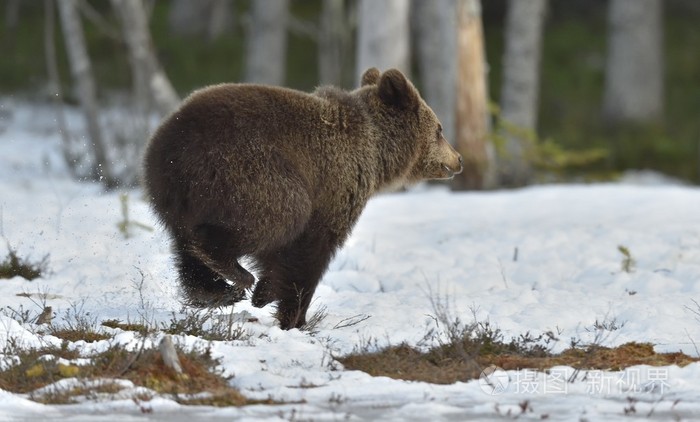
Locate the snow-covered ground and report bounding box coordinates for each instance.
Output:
[1,99,700,421]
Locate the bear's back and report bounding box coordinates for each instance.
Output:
[142,83,373,233]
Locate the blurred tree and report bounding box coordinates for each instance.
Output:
[356,0,410,84]
[245,0,289,85]
[44,0,77,177]
[111,0,180,186]
[168,0,234,41]
[602,0,664,124]
[452,0,497,190]
[4,0,20,43]
[498,0,548,187]
[111,0,180,117]
[412,0,457,146]
[318,0,348,87]
[56,0,114,187]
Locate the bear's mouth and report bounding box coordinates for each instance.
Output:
[442,164,463,179]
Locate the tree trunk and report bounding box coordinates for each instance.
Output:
[245,0,289,85]
[452,0,496,191]
[498,0,547,187]
[168,0,233,41]
[318,0,347,87]
[57,0,114,187]
[44,0,78,177]
[412,0,457,145]
[4,0,21,44]
[356,0,410,85]
[111,0,180,118]
[602,0,664,124]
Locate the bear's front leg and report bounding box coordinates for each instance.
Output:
[262,223,339,330]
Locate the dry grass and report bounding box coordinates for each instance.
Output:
[0,338,260,406]
[341,293,698,384]
[101,318,150,333]
[162,308,250,342]
[340,341,699,385]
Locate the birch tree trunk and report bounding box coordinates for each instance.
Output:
[245,0,289,85]
[318,0,347,86]
[498,0,547,187]
[111,0,180,118]
[602,0,664,124]
[412,0,457,145]
[44,0,77,177]
[356,0,410,85]
[452,0,496,190]
[57,0,114,187]
[168,0,233,41]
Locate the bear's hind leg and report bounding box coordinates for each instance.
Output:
[174,244,246,307]
[251,276,277,308]
[190,223,256,289]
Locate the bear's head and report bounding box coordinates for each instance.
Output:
[361,68,463,186]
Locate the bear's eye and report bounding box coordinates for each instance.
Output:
[436,125,443,141]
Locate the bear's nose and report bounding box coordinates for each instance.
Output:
[459,156,464,166]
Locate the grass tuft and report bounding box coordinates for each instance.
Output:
[47,301,110,343]
[162,308,250,342]
[618,245,636,273]
[0,245,49,281]
[101,318,150,334]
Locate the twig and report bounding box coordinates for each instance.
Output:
[333,314,371,329]
[684,329,700,358]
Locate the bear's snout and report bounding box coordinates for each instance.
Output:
[439,142,463,179]
[453,155,464,175]
[443,155,463,178]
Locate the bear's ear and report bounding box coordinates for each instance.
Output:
[360,67,381,87]
[377,69,418,109]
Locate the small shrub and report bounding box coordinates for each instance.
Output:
[162,308,250,342]
[48,301,110,343]
[300,304,328,334]
[0,245,49,281]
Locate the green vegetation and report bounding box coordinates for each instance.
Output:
[116,193,153,239]
[487,3,699,183]
[618,245,636,273]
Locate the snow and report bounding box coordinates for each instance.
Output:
[1,99,699,420]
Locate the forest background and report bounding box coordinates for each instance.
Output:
[1,0,698,188]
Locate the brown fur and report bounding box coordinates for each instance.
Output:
[143,68,462,329]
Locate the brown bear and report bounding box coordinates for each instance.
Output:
[143,68,463,329]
